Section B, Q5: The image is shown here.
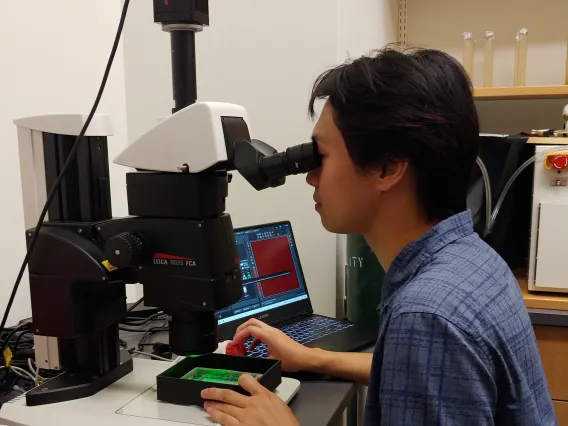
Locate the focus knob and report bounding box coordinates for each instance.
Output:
[104,232,144,268]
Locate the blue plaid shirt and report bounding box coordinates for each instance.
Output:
[364,210,556,426]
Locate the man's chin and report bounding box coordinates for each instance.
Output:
[319,215,350,235]
[316,206,349,233]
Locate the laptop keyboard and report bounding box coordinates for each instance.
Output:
[245,316,354,358]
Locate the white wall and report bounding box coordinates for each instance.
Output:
[199,1,339,318]
[337,0,398,61]
[406,0,568,133]
[1,0,397,325]
[123,0,338,317]
[122,0,396,317]
[0,0,129,325]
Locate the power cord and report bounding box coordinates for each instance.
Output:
[0,0,132,350]
[0,320,32,362]
[0,322,60,400]
[10,330,34,352]
[128,350,173,362]
[122,311,166,327]
[0,321,29,344]
[126,296,145,313]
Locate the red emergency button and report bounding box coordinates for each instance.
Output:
[552,154,568,170]
[545,153,568,170]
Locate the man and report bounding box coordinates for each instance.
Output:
[201,45,556,425]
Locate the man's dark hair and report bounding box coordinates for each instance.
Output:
[309,44,479,222]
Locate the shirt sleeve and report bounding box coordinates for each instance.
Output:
[378,312,497,426]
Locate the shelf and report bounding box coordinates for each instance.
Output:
[474,85,568,100]
[527,137,568,145]
[516,270,568,311]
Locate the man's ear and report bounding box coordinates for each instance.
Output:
[376,160,409,191]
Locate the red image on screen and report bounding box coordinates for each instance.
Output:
[250,236,300,298]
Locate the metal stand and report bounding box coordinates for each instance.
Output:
[156,0,209,113]
[170,30,198,112]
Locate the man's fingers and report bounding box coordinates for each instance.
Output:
[233,326,270,347]
[235,318,262,334]
[248,338,261,351]
[238,373,265,396]
[204,401,244,423]
[236,318,268,334]
[205,404,240,426]
[201,388,249,408]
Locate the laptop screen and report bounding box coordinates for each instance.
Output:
[217,222,310,326]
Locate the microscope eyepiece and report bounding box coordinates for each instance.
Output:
[232,140,321,191]
[259,142,321,181]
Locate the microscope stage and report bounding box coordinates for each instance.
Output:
[0,358,301,426]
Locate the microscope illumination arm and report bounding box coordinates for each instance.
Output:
[114,101,321,191]
[114,102,248,173]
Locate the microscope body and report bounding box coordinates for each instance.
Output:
[14,101,252,405]
[13,0,321,407]
[15,99,320,406]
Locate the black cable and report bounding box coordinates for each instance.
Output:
[126,296,144,313]
[126,311,164,321]
[11,330,33,352]
[0,321,29,342]
[0,322,31,358]
[123,311,166,326]
[0,0,132,345]
[10,349,35,361]
[138,326,169,350]
[0,374,19,400]
[118,325,155,333]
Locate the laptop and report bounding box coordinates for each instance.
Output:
[217,221,378,358]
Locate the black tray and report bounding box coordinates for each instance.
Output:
[156,353,282,406]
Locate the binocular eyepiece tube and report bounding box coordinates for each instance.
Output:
[259,141,321,181]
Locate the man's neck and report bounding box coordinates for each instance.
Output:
[364,213,437,272]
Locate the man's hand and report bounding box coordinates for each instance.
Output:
[233,319,374,384]
[201,374,299,426]
[232,319,314,372]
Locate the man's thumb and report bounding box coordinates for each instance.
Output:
[239,373,265,395]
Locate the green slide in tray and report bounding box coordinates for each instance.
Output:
[181,367,263,386]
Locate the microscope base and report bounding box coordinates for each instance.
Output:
[26,350,133,406]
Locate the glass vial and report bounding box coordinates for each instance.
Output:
[483,31,494,87]
[463,32,475,82]
[514,28,528,86]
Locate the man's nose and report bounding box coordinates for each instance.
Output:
[306,168,320,187]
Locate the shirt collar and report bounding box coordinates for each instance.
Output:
[379,210,475,310]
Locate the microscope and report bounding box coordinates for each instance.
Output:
[14,0,320,407]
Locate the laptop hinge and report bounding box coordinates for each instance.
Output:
[275,311,312,327]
